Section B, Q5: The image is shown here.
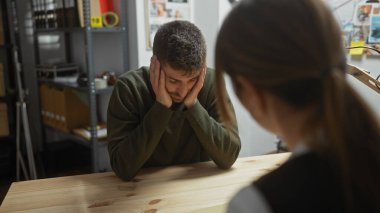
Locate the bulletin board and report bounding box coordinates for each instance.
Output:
[144,0,192,50]
[334,0,380,55]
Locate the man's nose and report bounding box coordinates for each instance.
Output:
[177,84,188,97]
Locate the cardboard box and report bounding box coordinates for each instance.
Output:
[39,84,90,132]
[0,33,3,46]
[0,103,9,137]
[0,64,5,97]
[0,9,4,46]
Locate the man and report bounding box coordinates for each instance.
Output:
[107,20,241,181]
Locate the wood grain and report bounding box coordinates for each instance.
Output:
[0,153,290,213]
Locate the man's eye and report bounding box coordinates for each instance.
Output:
[190,78,197,82]
[169,79,177,83]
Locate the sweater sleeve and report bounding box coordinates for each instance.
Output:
[185,78,241,169]
[107,78,172,181]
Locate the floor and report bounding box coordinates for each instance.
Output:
[0,141,91,205]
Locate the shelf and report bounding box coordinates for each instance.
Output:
[45,126,108,149]
[89,27,126,33]
[0,44,11,49]
[38,79,114,94]
[0,135,11,140]
[35,27,126,33]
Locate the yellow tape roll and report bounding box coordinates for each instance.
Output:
[102,12,120,27]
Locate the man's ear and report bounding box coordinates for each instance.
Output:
[234,75,267,117]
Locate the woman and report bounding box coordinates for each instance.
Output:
[215,0,380,212]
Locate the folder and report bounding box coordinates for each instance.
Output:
[0,64,5,97]
[76,0,84,27]
[56,0,66,28]
[65,0,80,27]
[90,0,103,27]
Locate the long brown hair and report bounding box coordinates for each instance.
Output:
[215,0,380,211]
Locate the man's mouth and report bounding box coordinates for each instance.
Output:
[171,95,183,102]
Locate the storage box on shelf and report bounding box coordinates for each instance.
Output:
[0,63,5,97]
[0,103,9,137]
[0,6,4,46]
[39,84,90,133]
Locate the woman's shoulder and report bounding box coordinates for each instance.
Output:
[254,152,344,212]
[228,185,272,213]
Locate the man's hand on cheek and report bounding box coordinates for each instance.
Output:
[150,56,173,108]
[184,67,206,108]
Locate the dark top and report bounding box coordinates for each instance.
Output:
[254,152,345,213]
[107,67,241,181]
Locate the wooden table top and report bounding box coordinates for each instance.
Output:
[0,153,290,213]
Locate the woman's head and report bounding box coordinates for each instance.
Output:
[215,0,345,130]
[216,0,380,210]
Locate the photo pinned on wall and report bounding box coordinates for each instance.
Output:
[342,22,353,47]
[369,15,380,43]
[369,5,380,44]
[351,26,368,41]
[353,3,373,26]
[145,0,192,50]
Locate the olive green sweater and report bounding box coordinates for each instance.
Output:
[107,67,241,181]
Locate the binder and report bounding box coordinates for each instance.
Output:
[39,84,49,124]
[55,87,65,130]
[65,0,80,27]
[56,0,66,28]
[99,0,114,13]
[0,103,9,137]
[0,64,5,97]
[76,0,84,27]
[0,3,4,45]
[46,0,57,28]
[41,0,48,28]
[90,0,103,27]
[39,84,55,127]
[33,0,42,28]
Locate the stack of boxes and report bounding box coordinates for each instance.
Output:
[39,84,90,133]
[0,63,9,137]
[0,102,9,137]
[0,9,8,137]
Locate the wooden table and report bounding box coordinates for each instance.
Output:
[0,153,290,213]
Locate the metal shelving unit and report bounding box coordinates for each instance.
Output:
[31,0,129,172]
[35,27,126,33]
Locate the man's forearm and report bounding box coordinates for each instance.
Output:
[185,101,241,169]
[108,102,172,181]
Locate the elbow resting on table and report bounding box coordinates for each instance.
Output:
[111,163,138,181]
[215,149,241,169]
[116,172,136,182]
[217,162,234,170]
